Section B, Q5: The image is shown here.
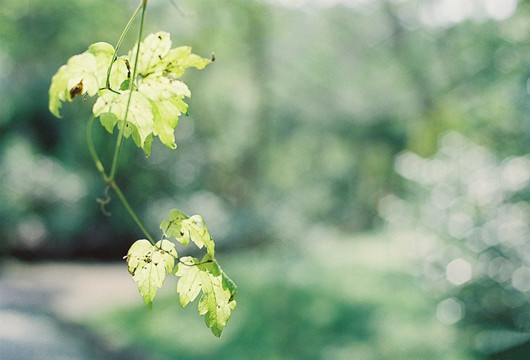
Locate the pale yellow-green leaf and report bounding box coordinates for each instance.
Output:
[175,255,236,337]
[139,75,191,101]
[160,209,215,254]
[197,274,233,337]
[126,239,178,309]
[172,96,189,115]
[51,32,209,153]
[150,98,182,149]
[182,215,215,255]
[126,239,153,274]
[153,46,211,78]
[87,42,128,91]
[93,89,154,148]
[175,256,202,307]
[49,65,69,118]
[160,209,189,245]
[129,31,172,75]
[155,239,178,275]
[48,42,126,118]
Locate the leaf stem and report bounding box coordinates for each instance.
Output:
[105,2,143,90]
[87,115,156,243]
[86,115,107,178]
[111,181,156,244]
[178,258,214,267]
[109,1,147,181]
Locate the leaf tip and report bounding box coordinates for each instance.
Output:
[144,297,153,310]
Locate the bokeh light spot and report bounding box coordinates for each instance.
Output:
[512,266,530,292]
[446,258,472,285]
[436,297,464,325]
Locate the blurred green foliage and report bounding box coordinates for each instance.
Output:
[381,131,530,356]
[2,0,530,255]
[1,0,530,355]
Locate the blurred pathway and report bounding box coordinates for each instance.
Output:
[0,260,140,360]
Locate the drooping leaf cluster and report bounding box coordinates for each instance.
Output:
[49,32,211,156]
[126,209,237,337]
[49,24,236,337]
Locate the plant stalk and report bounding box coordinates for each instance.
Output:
[86,115,107,178]
[110,181,155,244]
[105,2,143,90]
[87,1,154,244]
[109,1,147,181]
[87,116,155,244]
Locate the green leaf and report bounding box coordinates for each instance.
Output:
[93,89,154,151]
[160,209,215,255]
[48,65,69,118]
[175,255,236,337]
[119,79,130,91]
[139,75,191,101]
[198,278,234,337]
[141,133,154,158]
[99,112,118,134]
[150,98,181,149]
[129,32,211,79]
[123,32,209,151]
[129,32,172,76]
[154,46,212,78]
[49,42,127,118]
[160,209,189,244]
[222,271,238,302]
[183,215,215,255]
[50,32,209,153]
[126,239,178,309]
[175,256,202,307]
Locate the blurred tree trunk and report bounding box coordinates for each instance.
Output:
[237,0,273,196]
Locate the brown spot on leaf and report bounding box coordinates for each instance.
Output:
[69,81,83,99]
[125,59,131,79]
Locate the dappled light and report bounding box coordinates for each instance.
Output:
[380,131,530,355]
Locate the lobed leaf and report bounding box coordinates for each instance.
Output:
[175,255,236,337]
[160,209,215,255]
[150,98,185,149]
[175,256,202,307]
[49,32,210,154]
[139,76,191,101]
[154,46,212,78]
[93,89,154,150]
[160,209,189,244]
[222,271,238,302]
[182,215,215,255]
[129,32,172,76]
[49,42,127,118]
[126,239,178,309]
[130,32,211,79]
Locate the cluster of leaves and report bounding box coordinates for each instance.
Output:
[48,30,236,337]
[49,31,211,156]
[126,209,237,337]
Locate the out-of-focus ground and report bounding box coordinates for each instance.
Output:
[0,233,477,360]
[0,261,138,360]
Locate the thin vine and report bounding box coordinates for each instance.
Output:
[109,0,147,181]
[49,0,237,337]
